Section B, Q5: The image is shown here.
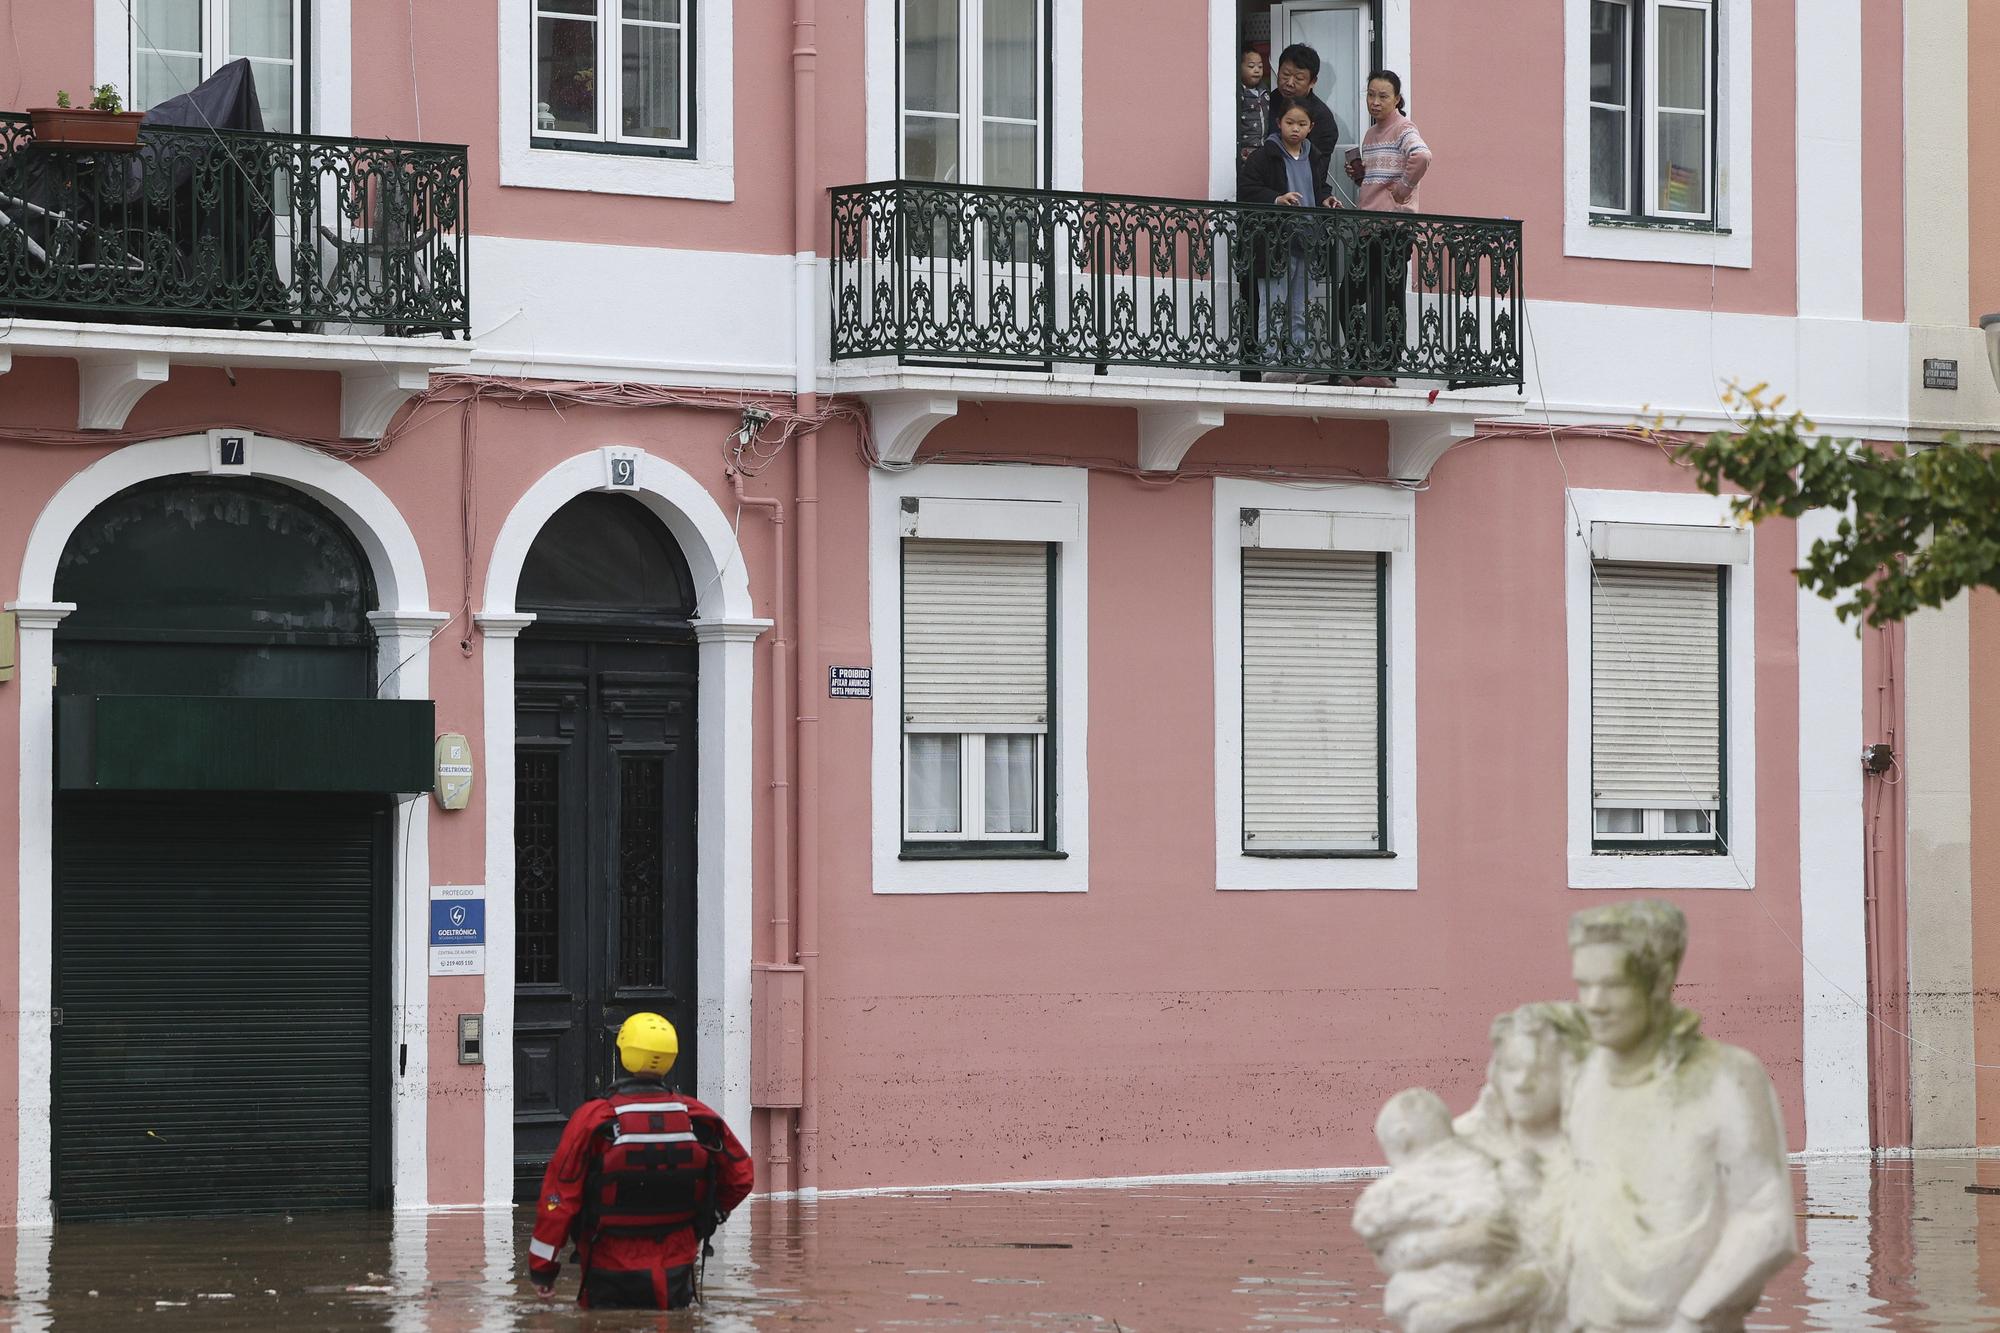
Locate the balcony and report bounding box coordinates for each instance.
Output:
[830,180,1525,478]
[0,114,472,435]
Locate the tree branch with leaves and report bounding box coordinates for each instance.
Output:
[1676,384,2000,627]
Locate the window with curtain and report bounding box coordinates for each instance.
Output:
[901,538,1053,848]
[1588,0,1715,221]
[1241,547,1385,854]
[133,0,304,132]
[533,0,692,153]
[1590,561,1725,850]
[901,0,1046,187]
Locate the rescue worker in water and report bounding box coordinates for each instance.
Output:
[528,1012,754,1309]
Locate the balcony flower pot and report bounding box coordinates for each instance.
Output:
[27,107,145,151]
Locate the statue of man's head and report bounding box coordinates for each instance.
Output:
[1566,900,1688,1054]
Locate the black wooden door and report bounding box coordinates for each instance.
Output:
[513,637,698,1199]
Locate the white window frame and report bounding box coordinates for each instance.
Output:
[1565,489,1755,890]
[1638,0,1713,222]
[1563,0,1749,266]
[867,0,1080,189]
[1213,479,1417,892]
[101,0,333,133]
[901,732,1046,842]
[1586,0,1632,215]
[1203,0,1412,201]
[871,465,1088,894]
[529,0,691,153]
[898,0,1047,186]
[500,0,733,200]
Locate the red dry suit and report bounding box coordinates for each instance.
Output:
[527,1078,754,1309]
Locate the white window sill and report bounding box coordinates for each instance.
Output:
[1563,211,1751,268]
[1568,854,1753,890]
[499,144,735,200]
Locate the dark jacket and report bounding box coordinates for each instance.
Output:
[1238,138,1334,208]
[1268,90,1342,188]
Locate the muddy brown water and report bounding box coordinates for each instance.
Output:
[2,1159,1997,1330]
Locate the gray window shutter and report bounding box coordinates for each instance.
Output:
[1591,561,1722,809]
[1242,549,1381,849]
[903,539,1050,732]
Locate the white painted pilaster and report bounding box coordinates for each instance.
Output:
[1796,0,1864,321]
[1796,510,1871,1151]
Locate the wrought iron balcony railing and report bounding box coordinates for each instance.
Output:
[832,180,1522,388]
[0,115,468,337]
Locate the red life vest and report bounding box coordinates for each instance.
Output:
[583,1087,715,1239]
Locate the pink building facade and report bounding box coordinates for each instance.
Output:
[0,0,1951,1221]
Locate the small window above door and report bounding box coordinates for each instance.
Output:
[132,0,305,132]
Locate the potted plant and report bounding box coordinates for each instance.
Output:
[29,85,145,150]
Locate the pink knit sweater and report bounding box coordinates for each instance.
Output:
[1356,110,1432,213]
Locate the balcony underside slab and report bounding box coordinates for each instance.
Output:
[0,319,472,437]
[833,365,1520,481]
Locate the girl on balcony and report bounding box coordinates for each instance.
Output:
[1239,96,1338,381]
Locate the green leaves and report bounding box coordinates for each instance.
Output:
[1677,384,2000,627]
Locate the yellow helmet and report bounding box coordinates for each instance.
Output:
[616,1012,679,1076]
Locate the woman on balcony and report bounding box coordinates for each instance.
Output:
[1344,70,1431,385]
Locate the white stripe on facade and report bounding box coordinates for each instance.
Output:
[1794,0,1864,320]
[1796,507,1872,1152]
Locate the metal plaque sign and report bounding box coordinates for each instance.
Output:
[828,666,872,699]
[429,884,486,975]
[1923,358,1959,390]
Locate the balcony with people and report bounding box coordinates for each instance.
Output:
[831,21,1523,480]
[0,58,470,436]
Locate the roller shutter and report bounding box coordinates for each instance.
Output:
[1241,548,1383,850]
[54,794,386,1220]
[1590,561,1723,811]
[902,539,1051,732]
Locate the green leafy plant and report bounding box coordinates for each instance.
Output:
[53,89,70,109]
[87,84,122,113]
[1677,383,2000,626]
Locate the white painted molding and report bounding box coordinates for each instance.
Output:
[3,602,75,630]
[76,354,170,431]
[473,612,538,639]
[13,436,433,1219]
[867,392,961,466]
[1136,405,1226,472]
[367,610,452,636]
[1795,1,1863,320]
[498,0,735,199]
[1387,418,1476,481]
[690,617,775,645]
[341,367,432,441]
[1212,480,1418,892]
[482,449,760,1178]
[1561,0,1752,267]
[1563,488,1757,890]
[1797,506,1870,1151]
[870,463,1091,894]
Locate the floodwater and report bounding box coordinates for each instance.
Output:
[4,1158,2000,1330]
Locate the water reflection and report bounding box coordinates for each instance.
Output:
[3,1160,1998,1330]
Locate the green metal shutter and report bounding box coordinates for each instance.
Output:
[54,795,386,1220]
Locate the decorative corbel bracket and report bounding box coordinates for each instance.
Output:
[1136,405,1226,472]
[77,353,170,431]
[342,366,433,441]
[1388,417,1478,483]
[868,392,959,465]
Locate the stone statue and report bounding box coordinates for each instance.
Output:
[1355,901,1797,1333]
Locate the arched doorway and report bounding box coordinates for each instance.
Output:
[512,492,701,1199]
[49,477,409,1220]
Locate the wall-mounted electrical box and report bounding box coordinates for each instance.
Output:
[435,732,473,810]
[458,1014,484,1065]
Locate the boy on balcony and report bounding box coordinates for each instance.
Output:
[1239,96,1339,380]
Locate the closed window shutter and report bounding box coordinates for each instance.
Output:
[1242,549,1381,849]
[1591,561,1721,808]
[903,539,1050,732]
